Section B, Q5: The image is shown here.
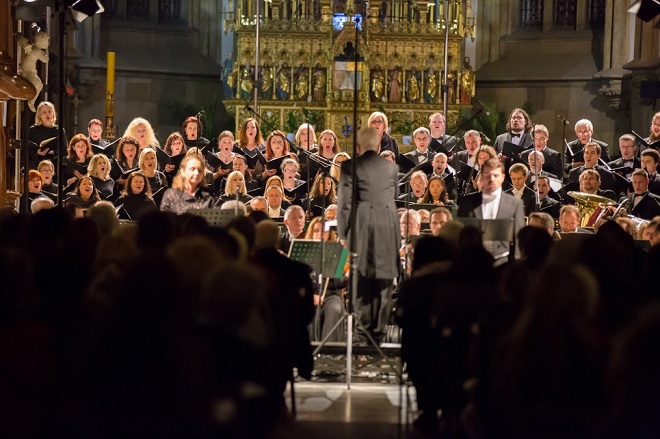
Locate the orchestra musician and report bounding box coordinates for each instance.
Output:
[505,163,536,216]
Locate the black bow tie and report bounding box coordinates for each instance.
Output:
[511,133,521,138]
[623,159,634,163]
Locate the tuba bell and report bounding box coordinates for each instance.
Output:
[567,191,616,228]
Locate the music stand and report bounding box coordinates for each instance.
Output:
[185,207,241,227]
[457,218,516,261]
[288,239,348,279]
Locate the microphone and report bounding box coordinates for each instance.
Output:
[245,104,253,112]
[557,115,569,126]
[478,131,492,143]
[196,110,205,118]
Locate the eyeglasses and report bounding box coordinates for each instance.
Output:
[371,119,385,125]
[534,137,547,142]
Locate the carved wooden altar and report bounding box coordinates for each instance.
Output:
[223,0,476,148]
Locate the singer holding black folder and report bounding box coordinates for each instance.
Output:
[27,101,65,170]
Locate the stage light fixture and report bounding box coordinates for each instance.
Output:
[70,0,104,22]
[629,0,660,22]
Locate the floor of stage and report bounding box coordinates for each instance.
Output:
[283,346,427,438]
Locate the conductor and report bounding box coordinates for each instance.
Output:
[337,127,402,342]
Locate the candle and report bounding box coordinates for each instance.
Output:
[106,52,115,95]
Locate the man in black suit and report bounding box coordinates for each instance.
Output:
[641,149,660,196]
[403,127,435,165]
[527,150,559,185]
[536,176,561,218]
[428,112,459,154]
[568,142,616,193]
[457,158,526,263]
[429,152,458,201]
[579,168,617,201]
[505,163,536,216]
[564,118,611,176]
[558,204,593,234]
[493,108,534,154]
[338,127,401,341]
[522,124,563,178]
[452,129,482,195]
[266,186,286,219]
[619,169,660,220]
[279,205,306,253]
[608,134,640,180]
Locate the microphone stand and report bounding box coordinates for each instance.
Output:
[234,184,240,216]
[533,161,541,212]
[557,115,569,182]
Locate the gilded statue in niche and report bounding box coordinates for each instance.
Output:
[424,68,437,104]
[276,63,291,100]
[240,65,254,99]
[406,67,421,103]
[370,65,385,102]
[294,65,309,100]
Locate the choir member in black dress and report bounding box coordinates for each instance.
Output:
[64,175,101,209]
[111,136,140,192]
[37,159,58,202]
[62,133,93,190]
[138,148,169,202]
[303,172,337,219]
[208,130,236,191]
[161,131,187,183]
[181,115,211,151]
[88,154,115,201]
[113,171,158,221]
[221,170,254,205]
[27,101,64,170]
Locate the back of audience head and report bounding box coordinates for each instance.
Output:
[31,196,54,213]
[87,201,120,236]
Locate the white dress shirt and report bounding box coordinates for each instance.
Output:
[481,188,502,219]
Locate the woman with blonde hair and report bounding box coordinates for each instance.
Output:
[27,101,63,169]
[330,151,350,183]
[221,170,253,204]
[88,153,115,200]
[122,117,160,152]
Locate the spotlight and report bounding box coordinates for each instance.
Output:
[70,0,104,22]
[629,0,660,22]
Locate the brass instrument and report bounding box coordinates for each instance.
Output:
[568,191,616,228]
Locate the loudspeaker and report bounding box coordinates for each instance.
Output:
[641,80,660,99]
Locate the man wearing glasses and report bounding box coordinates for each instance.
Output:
[564,118,611,176]
[522,124,563,178]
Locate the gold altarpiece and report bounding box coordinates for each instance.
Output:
[223,0,476,149]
